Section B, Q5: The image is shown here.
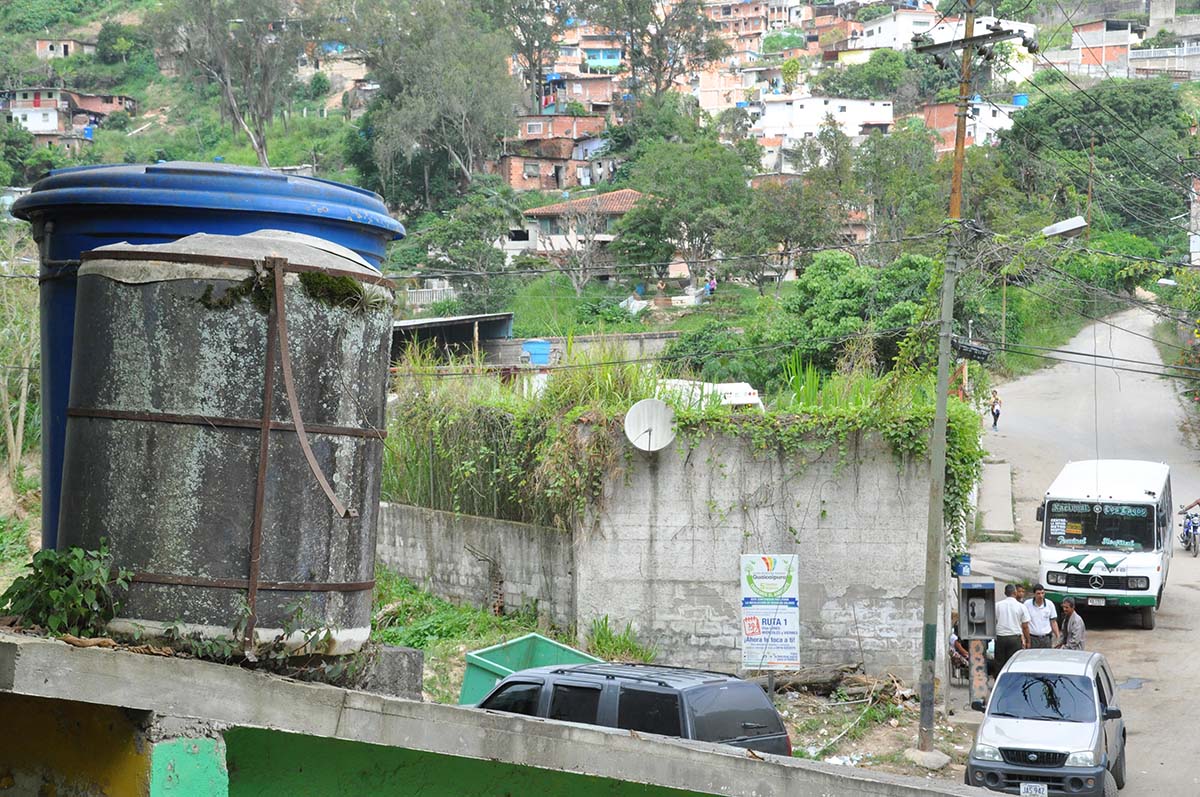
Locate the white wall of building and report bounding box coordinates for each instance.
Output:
[753,95,893,140]
[8,107,63,134]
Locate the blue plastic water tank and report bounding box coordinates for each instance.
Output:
[12,161,405,549]
[523,339,552,366]
[1012,93,1029,107]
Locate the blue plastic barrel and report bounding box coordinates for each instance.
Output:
[12,162,405,548]
[523,339,552,366]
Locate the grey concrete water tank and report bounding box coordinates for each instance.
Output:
[57,230,394,654]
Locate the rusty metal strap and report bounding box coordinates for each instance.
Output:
[130,571,374,593]
[271,262,359,519]
[67,406,386,440]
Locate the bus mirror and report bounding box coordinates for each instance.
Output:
[1036,505,1044,522]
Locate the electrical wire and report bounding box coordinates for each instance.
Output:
[393,228,951,281]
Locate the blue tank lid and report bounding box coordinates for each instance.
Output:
[14,161,403,236]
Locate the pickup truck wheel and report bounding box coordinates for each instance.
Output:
[1104,770,1118,797]
[1113,743,1127,789]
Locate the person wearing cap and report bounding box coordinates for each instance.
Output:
[1024,583,1060,648]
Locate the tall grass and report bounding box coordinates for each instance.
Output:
[384,342,658,528]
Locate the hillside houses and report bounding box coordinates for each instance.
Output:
[1,87,136,154]
[488,5,1037,196]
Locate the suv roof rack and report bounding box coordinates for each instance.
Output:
[548,663,732,688]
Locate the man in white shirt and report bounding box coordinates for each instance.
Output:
[1024,583,1060,648]
[994,583,1030,670]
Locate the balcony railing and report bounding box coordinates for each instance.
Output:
[1129,44,1200,60]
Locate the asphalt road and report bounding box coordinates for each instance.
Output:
[972,308,1200,795]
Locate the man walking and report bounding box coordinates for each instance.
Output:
[994,583,1030,670]
[1024,584,1060,648]
[1057,597,1087,651]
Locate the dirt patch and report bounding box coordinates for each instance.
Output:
[776,689,974,782]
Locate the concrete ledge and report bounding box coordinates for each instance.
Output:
[0,632,982,796]
[978,463,1015,534]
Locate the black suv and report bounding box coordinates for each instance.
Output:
[474,662,792,756]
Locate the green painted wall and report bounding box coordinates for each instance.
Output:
[224,728,707,796]
[151,738,229,796]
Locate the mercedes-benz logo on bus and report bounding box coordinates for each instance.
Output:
[1090,575,1105,590]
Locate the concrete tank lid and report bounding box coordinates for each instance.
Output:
[84,229,383,279]
[11,161,404,241]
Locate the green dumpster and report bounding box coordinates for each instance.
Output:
[459,633,602,705]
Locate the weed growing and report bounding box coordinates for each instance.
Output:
[586,616,656,663]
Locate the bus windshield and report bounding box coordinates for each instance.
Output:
[1044,501,1156,552]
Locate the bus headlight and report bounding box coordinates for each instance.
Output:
[1128,576,1149,590]
[1047,572,1067,586]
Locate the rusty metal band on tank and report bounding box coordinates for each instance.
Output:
[57,230,395,654]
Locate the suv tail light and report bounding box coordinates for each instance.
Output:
[784,733,793,757]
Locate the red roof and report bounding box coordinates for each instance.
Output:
[524,188,645,218]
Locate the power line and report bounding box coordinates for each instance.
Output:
[393,228,951,281]
[982,338,1200,374]
[1030,54,1196,197]
[1000,53,1196,202]
[989,342,1200,382]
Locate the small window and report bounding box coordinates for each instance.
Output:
[548,684,602,724]
[992,109,998,118]
[526,122,543,134]
[480,681,542,716]
[618,688,682,737]
[523,162,540,179]
[49,43,56,51]
[837,105,846,113]
[573,82,582,94]
[42,113,49,121]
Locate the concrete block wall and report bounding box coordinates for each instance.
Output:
[575,432,931,681]
[376,503,574,628]
[480,331,681,367]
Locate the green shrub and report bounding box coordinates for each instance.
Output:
[0,540,131,637]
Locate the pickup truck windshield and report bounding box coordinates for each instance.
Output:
[1044,501,1155,552]
[990,673,1097,723]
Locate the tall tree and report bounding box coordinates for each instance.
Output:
[545,197,614,296]
[481,0,575,113]
[350,0,519,206]
[149,0,310,167]
[625,139,749,284]
[585,0,728,100]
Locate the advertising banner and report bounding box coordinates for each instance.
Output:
[740,554,800,670]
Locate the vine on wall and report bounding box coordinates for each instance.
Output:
[383,345,985,552]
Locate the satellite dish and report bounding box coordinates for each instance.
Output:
[624,398,676,453]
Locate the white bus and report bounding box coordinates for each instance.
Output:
[1036,460,1172,630]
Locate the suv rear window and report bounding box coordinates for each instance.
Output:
[617,687,682,737]
[480,681,541,716]
[688,682,784,742]
[548,684,602,724]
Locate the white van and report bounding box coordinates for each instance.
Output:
[1036,460,1172,630]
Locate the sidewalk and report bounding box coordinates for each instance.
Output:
[977,463,1015,537]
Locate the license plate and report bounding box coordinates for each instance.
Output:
[1087,597,1105,607]
[1020,784,1049,797]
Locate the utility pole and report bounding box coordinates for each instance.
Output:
[916,0,976,753]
